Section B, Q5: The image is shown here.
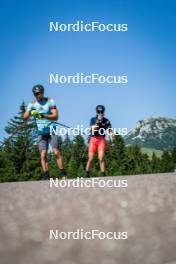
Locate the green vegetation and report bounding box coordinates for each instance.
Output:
[0,103,176,182]
[141,148,163,159]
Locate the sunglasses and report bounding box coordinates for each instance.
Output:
[34,92,42,96]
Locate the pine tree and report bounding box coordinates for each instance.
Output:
[67,154,78,178]
[106,134,126,175]
[0,149,16,182]
[151,152,161,173]
[67,135,86,178]
[160,151,175,173]
[61,134,73,171]
[171,147,176,171]
[0,102,40,181]
[124,145,150,175]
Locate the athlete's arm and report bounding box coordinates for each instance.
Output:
[23,102,32,120]
[23,111,30,120]
[92,124,99,131]
[90,118,99,132]
[109,129,113,142]
[42,108,58,121]
[106,119,113,141]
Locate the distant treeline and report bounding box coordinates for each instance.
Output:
[0,103,176,182]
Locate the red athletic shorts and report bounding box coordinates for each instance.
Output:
[89,136,106,153]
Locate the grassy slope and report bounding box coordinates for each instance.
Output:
[141,147,163,159]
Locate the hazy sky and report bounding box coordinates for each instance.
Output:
[1,0,176,140]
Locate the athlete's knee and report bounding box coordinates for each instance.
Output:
[52,148,61,158]
[98,156,104,163]
[88,155,94,163]
[40,151,47,161]
[88,159,94,164]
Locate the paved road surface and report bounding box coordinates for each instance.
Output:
[0,173,176,264]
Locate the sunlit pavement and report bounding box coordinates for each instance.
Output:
[0,173,176,264]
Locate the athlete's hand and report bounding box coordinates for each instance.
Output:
[96,118,102,125]
[92,124,99,131]
[110,140,115,147]
[31,110,42,119]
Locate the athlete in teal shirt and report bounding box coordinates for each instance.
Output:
[24,84,66,180]
[26,96,57,135]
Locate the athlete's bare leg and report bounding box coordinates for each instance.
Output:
[86,151,95,172]
[98,149,106,173]
[40,150,49,172]
[52,148,64,169]
[52,148,66,179]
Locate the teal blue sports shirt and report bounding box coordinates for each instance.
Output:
[26,97,57,135]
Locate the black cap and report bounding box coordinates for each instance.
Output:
[32,84,44,95]
[96,105,105,113]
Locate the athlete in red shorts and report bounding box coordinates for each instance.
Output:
[85,105,113,177]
